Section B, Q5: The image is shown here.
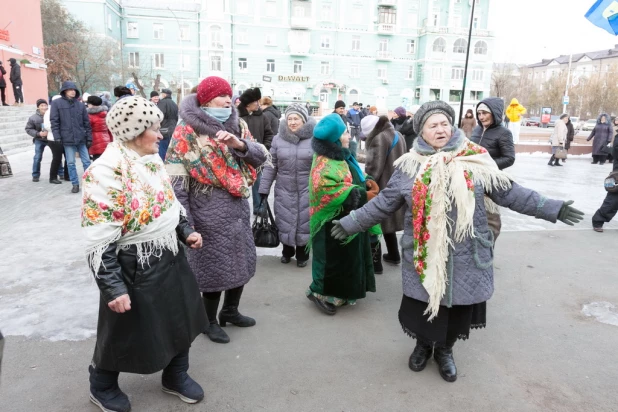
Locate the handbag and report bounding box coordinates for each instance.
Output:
[554,147,568,159]
[604,170,618,193]
[601,144,613,155]
[252,198,280,248]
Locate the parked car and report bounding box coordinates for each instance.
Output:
[523,117,541,127]
[547,115,560,127]
[582,119,597,131]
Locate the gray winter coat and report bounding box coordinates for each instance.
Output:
[171,95,268,293]
[587,113,612,156]
[364,121,406,234]
[259,118,316,247]
[339,138,563,307]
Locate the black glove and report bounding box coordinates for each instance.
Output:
[56,140,62,146]
[86,141,92,149]
[557,200,584,226]
[330,219,348,241]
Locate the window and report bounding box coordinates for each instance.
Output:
[453,38,467,54]
[322,4,332,21]
[379,39,389,51]
[153,23,164,40]
[417,64,423,82]
[237,0,249,14]
[321,35,331,49]
[154,53,164,69]
[407,39,416,54]
[470,91,483,100]
[293,60,303,73]
[430,89,441,100]
[238,57,247,72]
[432,13,438,26]
[293,5,305,17]
[129,52,139,68]
[210,26,222,47]
[237,29,248,44]
[453,16,461,27]
[182,55,190,71]
[210,55,221,71]
[180,25,190,40]
[432,67,442,80]
[378,66,387,79]
[352,35,361,51]
[265,33,276,46]
[406,66,414,80]
[449,90,462,102]
[349,89,359,102]
[351,7,362,24]
[321,61,330,75]
[432,38,446,52]
[350,64,360,78]
[471,69,483,81]
[265,0,277,17]
[474,41,487,55]
[378,6,396,24]
[473,16,479,29]
[107,14,112,30]
[127,22,139,38]
[451,67,464,80]
[266,59,275,72]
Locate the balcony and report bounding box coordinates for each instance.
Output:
[377,0,397,6]
[376,50,393,60]
[377,23,395,34]
[290,16,313,29]
[288,30,311,55]
[290,45,310,56]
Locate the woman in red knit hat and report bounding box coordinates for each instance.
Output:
[165,76,270,344]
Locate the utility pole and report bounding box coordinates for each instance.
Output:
[458,0,476,128]
[168,7,185,100]
[563,53,573,114]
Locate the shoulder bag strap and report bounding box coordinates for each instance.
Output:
[386,132,400,158]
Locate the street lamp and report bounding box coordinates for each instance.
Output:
[563,53,573,114]
[168,7,185,100]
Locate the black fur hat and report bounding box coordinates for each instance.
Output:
[239,87,261,106]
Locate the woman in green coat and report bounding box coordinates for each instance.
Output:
[306,113,381,315]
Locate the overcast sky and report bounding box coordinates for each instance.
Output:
[488,0,618,64]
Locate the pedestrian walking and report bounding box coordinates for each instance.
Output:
[331,100,584,383]
[592,131,618,232]
[460,109,477,139]
[8,58,23,106]
[43,95,68,181]
[563,117,575,163]
[587,113,612,165]
[238,87,274,216]
[361,115,407,274]
[86,96,113,162]
[306,114,380,316]
[166,76,269,344]
[82,96,207,412]
[50,81,92,193]
[471,97,516,241]
[0,61,9,106]
[260,96,281,139]
[606,117,618,164]
[150,90,160,104]
[25,99,62,184]
[157,88,178,161]
[259,103,316,267]
[548,114,568,166]
[346,102,364,156]
[505,98,526,144]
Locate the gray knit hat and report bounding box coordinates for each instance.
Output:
[106,96,163,142]
[285,103,308,123]
[413,100,456,134]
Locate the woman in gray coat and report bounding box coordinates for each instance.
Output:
[587,113,612,164]
[331,101,583,383]
[259,104,315,267]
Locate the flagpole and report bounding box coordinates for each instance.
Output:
[458,0,476,128]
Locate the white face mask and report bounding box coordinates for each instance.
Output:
[202,107,232,123]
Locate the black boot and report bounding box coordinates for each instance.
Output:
[161,350,204,404]
[548,155,555,166]
[219,286,256,327]
[49,178,62,184]
[88,365,131,412]
[408,339,433,372]
[382,233,401,264]
[371,241,383,274]
[202,295,230,344]
[71,185,80,193]
[554,158,563,166]
[434,343,457,382]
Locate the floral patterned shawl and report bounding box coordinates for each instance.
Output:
[82,142,183,275]
[394,130,512,320]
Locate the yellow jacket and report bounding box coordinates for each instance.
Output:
[506,98,527,122]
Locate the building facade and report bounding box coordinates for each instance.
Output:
[61,0,494,113]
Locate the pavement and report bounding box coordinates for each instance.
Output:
[1,149,617,412]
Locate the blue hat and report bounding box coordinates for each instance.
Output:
[313,113,346,142]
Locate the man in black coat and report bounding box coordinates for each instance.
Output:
[8,58,23,105]
[592,132,618,232]
[0,61,8,106]
[470,97,516,241]
[157,88,178,160]
[50,81,92,193]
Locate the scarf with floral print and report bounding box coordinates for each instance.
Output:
[82,141,183,276]
[394,130,512,320]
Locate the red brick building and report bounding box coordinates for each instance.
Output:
[0,0,48,104]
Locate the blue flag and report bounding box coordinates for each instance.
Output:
[586,0,618,35]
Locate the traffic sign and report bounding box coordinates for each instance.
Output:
[563,95,570,105]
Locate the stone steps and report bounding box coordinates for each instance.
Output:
[0,106,37,155]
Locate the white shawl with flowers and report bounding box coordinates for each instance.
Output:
[82,142,184,275]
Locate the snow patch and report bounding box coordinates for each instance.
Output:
[582,302,618,327]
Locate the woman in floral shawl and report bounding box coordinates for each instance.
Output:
[82,96,207,412]
[165,76,269,344]
[306,113,380,316]
[331,101,583,382]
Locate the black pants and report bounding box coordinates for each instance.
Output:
[12,83,23,103]
[592,155,608,164]
[0,87,6,104]
[282,244,309,261]
[383,232,401,260]
[592,192,618,228]
[49,142,64,179]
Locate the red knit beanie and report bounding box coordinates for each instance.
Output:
[197,76,233,106]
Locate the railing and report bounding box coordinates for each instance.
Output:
[376,50,393,59]
[289,45,310,55]
[377,23,395,34]
[377,0,397,6]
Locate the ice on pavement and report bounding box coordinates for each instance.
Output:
[582,302,618,327]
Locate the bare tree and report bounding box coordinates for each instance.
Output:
[73,34,120,94]
[490,63,520,103]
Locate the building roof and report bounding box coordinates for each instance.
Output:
[527,45,618,68]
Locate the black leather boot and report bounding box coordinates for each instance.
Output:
[554,158,563,166]
[434,343,457,382]
[162,350,204,404]
[382,233,401,264]
[219,286,256,327]
[408,339,433,372]
[548,155,555,166]
[202,295,230,344]
[88,365,131,412]
[371,241,383,274]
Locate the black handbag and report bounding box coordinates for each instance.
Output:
[601,144,613,155]
[252,199,280,248]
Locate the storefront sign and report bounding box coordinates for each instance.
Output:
[541,106,552,124]
[0,30,10,42]
[278,75,310,82]
[262,75,272,82]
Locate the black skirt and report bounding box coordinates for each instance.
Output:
[398,295,486,345]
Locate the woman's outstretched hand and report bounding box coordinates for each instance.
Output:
[331,220,348,240]
[186,232,203,249]
[216,130,246,152]
[108,294,131,313]
[558,200,584,226]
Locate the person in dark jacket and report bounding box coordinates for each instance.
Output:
[346,102,364,156]
[8,58,23,105]
[50,81,92,193]
[260,96,281,137]
[592,131,618,232]
[563,117,575,163]
[0,61,9,106]
[391,107,417,151]
[113,86,133,102]
[150,90,160,104]
[587,113,612,165]
[470,97,516,241]
[238,87,274,216]
[460,109,477,138]
[157,88,179,160]
[25,99,62,184]
[86,96,113,161]
[333,100,349,129]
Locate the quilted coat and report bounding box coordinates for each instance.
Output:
[471,97,515,170]
[171,97,268,293]
[50,81,92,146]
[364,120,406,234]
[87,106,113,156]
[339,158,563,307]
[259,117,316,247]
[587,113,612,156]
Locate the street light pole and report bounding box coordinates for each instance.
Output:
[563,53,573,114]
[458,0,476,128]
[168,7,185,100]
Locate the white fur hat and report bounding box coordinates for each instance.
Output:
[106,96,163,142]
